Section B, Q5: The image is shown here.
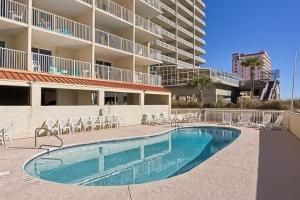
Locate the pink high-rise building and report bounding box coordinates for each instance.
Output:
[232,51,272,80]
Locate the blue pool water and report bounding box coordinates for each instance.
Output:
[24,127,240,186]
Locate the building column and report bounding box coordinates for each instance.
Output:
[27,0,33,71]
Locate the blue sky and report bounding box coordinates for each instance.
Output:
[203,0,300,99]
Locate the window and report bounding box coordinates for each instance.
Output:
[0,86,30,106]
[96,60,111,66]
[104,92,140,105]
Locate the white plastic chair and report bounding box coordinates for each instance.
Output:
[69,118,82,133]
[99,116,111,129]
[251,114,272,129]
[113,115,125,128]
[162,112,171,124]
[236,112,252,126]
[58,118,71,134]
[0,122,13,145]
[106,116,115,128]
[146,113,154,125]
[266,115,285,130]
[45,119,59,135]
[81,117,92,131]
[222,112,233,126]
[90,116,101,130]
[154,113,164,125]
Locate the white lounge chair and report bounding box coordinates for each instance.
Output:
[99,116,111,129]
[113,115,125,128]
[45,119,59,135]
[266,114,285,130]
[69,118,82,133]
[154,113,164,125]
[0,122,13,146]
[146,113,154,125]
[251,114,272,129]
[81,117,92,131]
[236,112,252,126]
[90,116,101,130]
[58,118,71,134]
[191,112,202,123]
[222,112,233,126]
[162,112,171,124]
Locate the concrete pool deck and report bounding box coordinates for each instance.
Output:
[1,124,300,200]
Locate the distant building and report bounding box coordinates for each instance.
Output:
[232,51,272,80]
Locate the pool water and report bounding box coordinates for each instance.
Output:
[24,127,240,186]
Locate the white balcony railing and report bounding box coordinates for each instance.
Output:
[195,35,206,45]
[195,25,206,36]
[161,54,176,64]
[32,8,92,41]
[177,25,193,37]
[95,64,133,83]
[178,37,193,48]
[162,28,176,40]
[177,48,193,59]
[32,53,92,78]
[177,2,193,17]
[140,0,162,12]
[135,71,162,86]
[95,64,162,86]
[135,43,162,61]
[80,0,93,5]
[177,14,193,27]
[161,2,175,15]
[156,15,175,27]
[135,14,162,36]
[0,0,28,23]
[151,40,176,52]
[195,15,206,27]
[95,29,133,53]
[95,0,133,23]
[177,60,193,68]
[0,47,27,71]
[195,46,206,54]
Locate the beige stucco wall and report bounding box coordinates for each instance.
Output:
[284,111,300,139]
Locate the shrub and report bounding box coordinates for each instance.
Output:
[258,100,287,110]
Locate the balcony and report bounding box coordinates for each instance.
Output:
[135,43,162,65]
[177,25,193,38]
[0,47,27,71]
[161,28,176,40]
[135,0,162,18]
[195,0,206,10]
[32,53,92,78]
[161,54,176,64]
[195,56,206,64]
[195,46,206,55]
[135,71,162,86]
[195,5,206,18]
[177,60,193,68]
[95,29,133,57]
[154,15,176,29]
[135,14,162,42]
[32,8,92,47]
[151,40,176,53]
[178,37,194,49]
[177,48,193,59]
[177,13,193,28]
[195,25,206,37]
[195,35,206,45]
[161,2,175,16]
[195,15,206,28]
[95,0,133,29]
[0,0,28,29]
[94,64,162,86]
[177,2,193,18]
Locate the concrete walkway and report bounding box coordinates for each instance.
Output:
[0,125,300,200]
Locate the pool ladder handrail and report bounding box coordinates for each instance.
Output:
[34,127,63,150]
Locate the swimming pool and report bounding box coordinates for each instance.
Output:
[24,127,240,186]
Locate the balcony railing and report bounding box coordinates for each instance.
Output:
[195,56,206,63]
[0,47,27,71]
[135,43,162,61]
[151,40,176,52]
[95,0,133,23]
[161,54,176,64]
[177,25,193,37]
[178,37,193,48]
[0,0,28,23]
[161,2,175,15]
[195,25,206,36]
[177,14,193,27]
[135,14,162,36]
[177,48,193,59]
[195,46,206,54]
[32,53,92,78]
[162,28,176,40]
[139,0,162,12]
[32,8,92,41]
[195,35,206,45]
[177,60,193,68]
[156,15,175,27]
[80,0,93,5]
[195,15,206,27]
[95,64,133,83]
[177,2,193,17]
[95,29,133,53]
[95,64,162,86]
[135,71,162,86]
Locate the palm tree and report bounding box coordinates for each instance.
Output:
[241,58,261,98]
[187,76,212,108]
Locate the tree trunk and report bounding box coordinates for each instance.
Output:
[250,68,255,98]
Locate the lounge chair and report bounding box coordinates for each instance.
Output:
[45,119,59,135]
[58,118,71,134]
[162,112,171,124]
[236,112,252,126]
[90,116,101,130]
[191,112,202,123]
[81,117,92,131]
[265,114,285,130]
[146,113,154,125]
[99,116,111,129]
[113,115,125,128]
[222,112,233,126]
[69,118,82,133]
[251,114,272,129]
[0,122,13,146]
[154,113,164,125]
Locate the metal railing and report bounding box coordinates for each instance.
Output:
[135,43,162,61]
[95,64,133,83]
[177,48,193,58]
[177,2,193,17]
[195,15,206,27]
[171,109,284,124]
[0,0,28,23]
[177,25,193,37]
[161,54,176,64]
[161,2,175,15]
[195,35,206,45]
[195,25,206,36]
[195,46,206,54]
[162,28,176,40]
[178,37,193,48]
[80,0,93,5]
[95,0,133,23]
[135,71,162,86]
[139,0,162,11]
[135,14,162,36]
[32,8,92,41]
[156,15,176,27]
[95,29,133,53]
[177,13,193,27]
[177,60,193,68]
[150,48,162,61]
[32,53,92,78]
[151,40,176,52]
[195,56,206,63]
[0,47,27,71]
